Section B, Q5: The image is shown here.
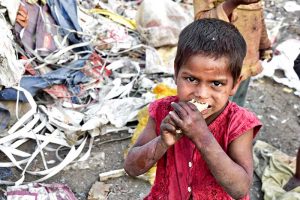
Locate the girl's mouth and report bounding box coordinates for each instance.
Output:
[189,99,211,112]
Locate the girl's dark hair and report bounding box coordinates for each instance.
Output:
[174,18,247,83]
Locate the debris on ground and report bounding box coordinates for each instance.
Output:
[88,181,111,200]
[6,183,77,200]
[254,140,300,200]
[99,169,126,181]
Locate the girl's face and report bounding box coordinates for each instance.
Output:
[174,54,241,119]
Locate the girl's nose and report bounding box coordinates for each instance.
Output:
[194,85,209,99]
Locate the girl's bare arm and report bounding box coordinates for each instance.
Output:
[193,129,254,199]
[124,117,169,176]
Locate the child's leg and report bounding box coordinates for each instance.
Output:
[283,147,300,191]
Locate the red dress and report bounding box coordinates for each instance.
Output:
[144,96,262,200]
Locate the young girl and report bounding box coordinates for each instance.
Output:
[124,19,262,200]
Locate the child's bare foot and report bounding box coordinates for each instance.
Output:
[283,176,300,191]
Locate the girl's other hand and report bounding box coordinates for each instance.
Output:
[169,102,209,141]
[160,115,181,147]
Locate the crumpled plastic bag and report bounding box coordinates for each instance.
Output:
[136,0,192,47]
[258,39,300,96]
[83,97,147,132]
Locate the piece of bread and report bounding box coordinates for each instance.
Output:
[189,99,208,112]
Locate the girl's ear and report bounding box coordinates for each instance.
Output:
[229,75,243,96]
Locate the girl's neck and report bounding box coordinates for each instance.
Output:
[205,101,229,125]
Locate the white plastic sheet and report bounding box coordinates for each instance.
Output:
[257,39,300,96]
[0,0,20,24]
[284,1,300,12]
[0,13,24,87]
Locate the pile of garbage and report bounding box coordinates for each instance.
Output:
[0,0,193,186]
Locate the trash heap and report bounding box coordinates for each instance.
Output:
[0,0,193,186]
[1,0,300,193]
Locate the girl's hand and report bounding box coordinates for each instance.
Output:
[169,102,209,141]
[160,114,181,147]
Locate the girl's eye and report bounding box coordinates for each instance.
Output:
[186,77,198,83]
[212,81,223,87]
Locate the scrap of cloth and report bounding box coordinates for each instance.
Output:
[6,183,77,200]
[14,0,58,57]
[0,103,10,130]
[47,0,89,47]
[0,66,90,102]
[253,140,300,200]
[14,0,91,57]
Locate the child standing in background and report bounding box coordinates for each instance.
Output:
[124,19,262,199]
[193,0,273,106]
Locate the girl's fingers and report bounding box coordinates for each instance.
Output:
[161,123,176,134]
[186,101,199,112]
[172,102,198,119]
[171,102,188,119]
[165,115,176,127]
[169,111,183,128]
[178,101,192,112]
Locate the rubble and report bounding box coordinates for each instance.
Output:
[0,0,180,188]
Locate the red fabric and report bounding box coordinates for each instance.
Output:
[145,96,262,200]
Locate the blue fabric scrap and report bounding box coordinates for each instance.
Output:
[47,0,91,52]
[0,167,12,180]
[0,67,91,102]
[0,104,10,130]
